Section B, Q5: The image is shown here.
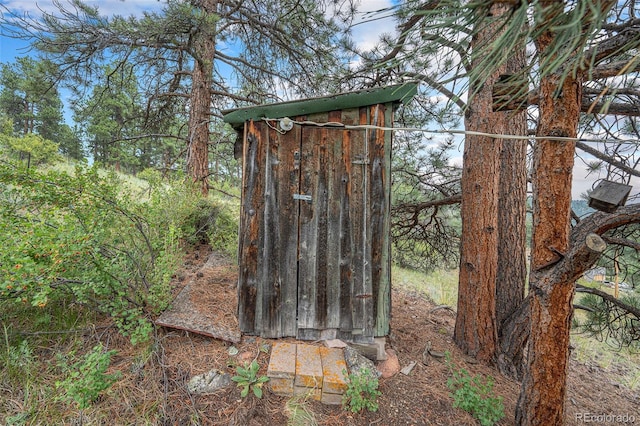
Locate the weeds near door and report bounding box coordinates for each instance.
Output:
[232,360,269,398]
[342,368,381,413]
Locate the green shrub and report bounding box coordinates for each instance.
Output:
[3,133,61,166]
[208,199,239,259]
[445,353,504,426]
[185,197,220,244]
[55,344,120,409]
[0,163,188,344]
[575,292,640,350]
[342,368,381,413]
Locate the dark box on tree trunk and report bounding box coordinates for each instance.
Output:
[588,179,633,213]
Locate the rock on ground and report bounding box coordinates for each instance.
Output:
[377,348,400,378]
[187,369,232,394]
[344,345,382,379]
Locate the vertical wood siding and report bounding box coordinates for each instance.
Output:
[237,105,393,341]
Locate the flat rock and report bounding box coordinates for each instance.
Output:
[267,342,297,396]
[155,256,241,343]
[377,348,400,378]
[350,337,387,361]
[295,344,323,389]
[319,347,348,394]
[324,339,348,349]
[344,345,381,379]
[400,361,417,376]
[187,369,232,394]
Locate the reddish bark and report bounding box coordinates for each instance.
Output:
[455,3,508,363]
[186,0,218,196]
[495,23,528,379]
[516,5,582,419]
[455,128,500,362]
[455,3,528,366]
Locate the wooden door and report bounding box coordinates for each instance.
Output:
[238,105,392,342]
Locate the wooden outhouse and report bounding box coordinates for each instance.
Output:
[223,83,417,343]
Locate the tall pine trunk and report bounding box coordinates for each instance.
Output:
[515,5,581,418]
[495,48,528,379]
[186,0,217,196]
[455,71,502,363]
[455,2,527,365]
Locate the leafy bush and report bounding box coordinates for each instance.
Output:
[181,196,238,255]
[445,353,504,426]
[342,368,381,413]
[207,199,239,259]
[55,344,120,409]
[0,162,193,344]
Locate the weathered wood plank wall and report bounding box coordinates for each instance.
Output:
[237,103,393,341]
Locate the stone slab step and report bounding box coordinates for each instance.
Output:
[295,344,323,389]
[267,342,349,405]
[319,347,348,395]
[266,342,296,396]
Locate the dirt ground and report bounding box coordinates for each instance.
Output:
[105,244,639,425]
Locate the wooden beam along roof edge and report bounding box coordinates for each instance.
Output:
[222,82,419,127]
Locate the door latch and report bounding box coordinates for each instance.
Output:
[294,151,300,170]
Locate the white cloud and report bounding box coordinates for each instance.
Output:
[84,0,165,17]
[0,0,166,63]
[351,0,398,52]
[572,164,599,200]
[2,0,61,15]
[3,0,165,18]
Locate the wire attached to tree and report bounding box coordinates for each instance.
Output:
[261,117,640,146]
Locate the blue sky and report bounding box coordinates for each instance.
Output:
[0,0,398,118]
[0,34,27,63]
[0,0,399,119]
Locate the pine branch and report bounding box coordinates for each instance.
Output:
[575,284,640,318]
[575,141,640,178]
[378,1,442,64]
[583,25,640,68]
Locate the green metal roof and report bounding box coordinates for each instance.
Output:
[222,83,418,126]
